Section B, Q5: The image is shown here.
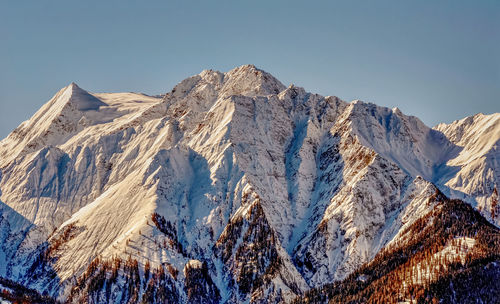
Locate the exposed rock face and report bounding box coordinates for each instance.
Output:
[0,65,498,302]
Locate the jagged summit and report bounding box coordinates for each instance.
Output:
[199,64,286,97]
[223,64,286,95]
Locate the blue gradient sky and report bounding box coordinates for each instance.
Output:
[1,1,499,138]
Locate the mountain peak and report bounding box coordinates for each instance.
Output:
[392,107,402,114]
[222,64,286,96]
[61,82,106,111]
[0,66,498,303]
[225,64,272,81]
[228,64,259,73]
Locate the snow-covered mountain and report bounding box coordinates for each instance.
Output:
[0,65,498,303]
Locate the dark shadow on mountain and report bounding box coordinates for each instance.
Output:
[427,128,465,188]
[289,130,346,266]
[0,199,63,298]
[0,276,59,303]
[187,148,214,226]
[0,199,35,275]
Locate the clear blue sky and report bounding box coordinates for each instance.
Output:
[1,1,499,139]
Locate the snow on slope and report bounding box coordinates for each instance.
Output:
[410,236,476,286]
[0,65,498,302]
[346,101,451,181]
[435,113,500,224]
[1,83,108,165]
[0,86,161,229]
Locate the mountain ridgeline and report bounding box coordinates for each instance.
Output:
[0,65,498,303]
